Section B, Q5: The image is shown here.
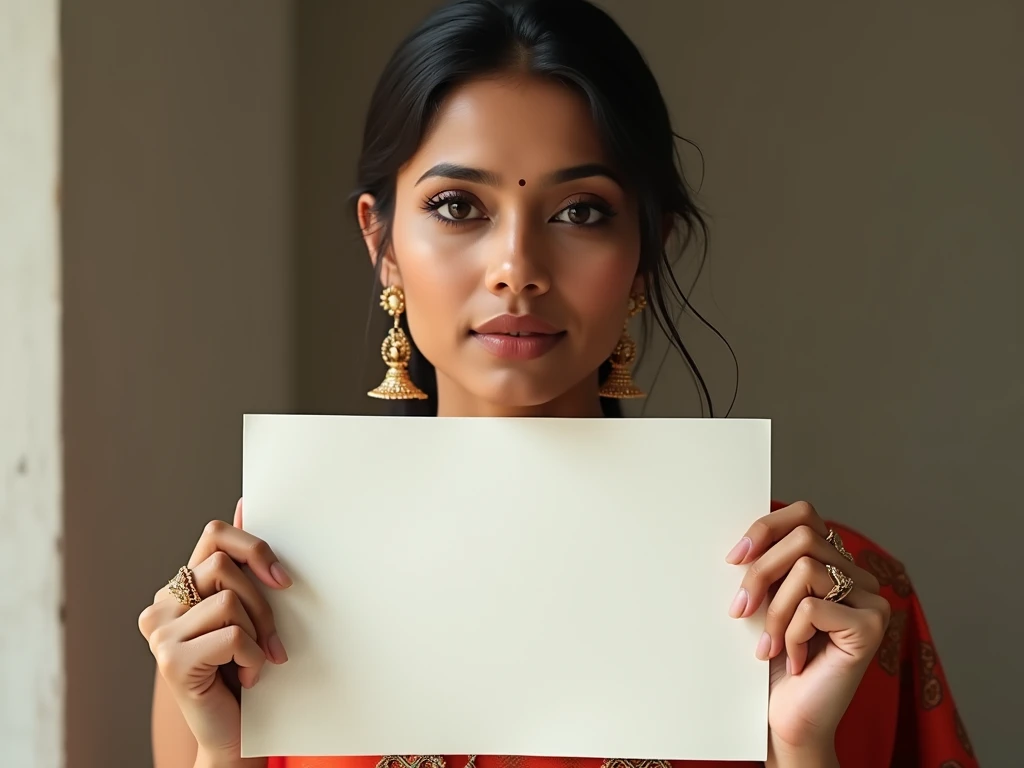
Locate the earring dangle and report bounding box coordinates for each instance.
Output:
[367,286,428,401]
[599,293,646,399]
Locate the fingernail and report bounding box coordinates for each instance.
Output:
[267,632,289,664]
[786,656,792,675]
[270,562,292,588]
[725,537,752,564]
[251,671,260,686]
[756,632,771,660]
[729,588,749,618]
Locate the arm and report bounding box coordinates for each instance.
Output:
[152,669,267,768]
[153,668,199,768]
[142,504,287,768]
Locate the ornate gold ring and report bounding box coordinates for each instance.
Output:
[167,565,202,609]
[826,528,855,562]
[824,564,855,603]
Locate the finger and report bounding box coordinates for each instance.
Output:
[154,590,266,688]
[162,589,258,645]
[784,594,890,675]
[233,497,244,529]
[760,556,830,659]
[188,518,292,590]
[182,625,267,687]
[732,527,881,618]
[760,557,880,659]
[191,551,287,664]
[725,501,827,565]
[139,595,186,641]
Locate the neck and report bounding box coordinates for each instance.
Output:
[434,371,606,418]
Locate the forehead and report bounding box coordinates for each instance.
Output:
[408,75,610,175]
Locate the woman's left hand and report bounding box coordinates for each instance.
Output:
[726,501,891,765]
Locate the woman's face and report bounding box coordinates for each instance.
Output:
[360,74,642,415]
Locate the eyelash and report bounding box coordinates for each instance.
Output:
[421,191,475,228]
[421,191,617,228]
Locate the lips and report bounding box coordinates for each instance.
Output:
[470,314,566,360]
[472,314,562,335]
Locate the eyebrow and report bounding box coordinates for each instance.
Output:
[546,163,622,187]
[415,162,621,188]
[416,163,500,186]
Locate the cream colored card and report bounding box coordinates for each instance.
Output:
[240,415,770,761]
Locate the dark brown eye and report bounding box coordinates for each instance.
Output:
[554,201,610,226]
[427,194,482,223]
[566,204,592,225]
[569,204,593,222]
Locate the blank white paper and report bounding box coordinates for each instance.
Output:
[240,415,770,761]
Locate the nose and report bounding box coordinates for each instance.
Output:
[483,216,551,297]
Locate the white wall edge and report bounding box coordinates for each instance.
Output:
[0,1,64,766]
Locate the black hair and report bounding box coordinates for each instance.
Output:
[352,0,735,417]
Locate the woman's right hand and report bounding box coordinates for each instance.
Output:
[138,499,292,764]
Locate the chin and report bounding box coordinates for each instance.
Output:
[472,372,573,410]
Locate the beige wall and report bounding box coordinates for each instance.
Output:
[1,1,62,766]
[295,0,1020,762]
[61,2,293,766]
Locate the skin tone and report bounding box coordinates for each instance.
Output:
[361,75,642,418]
[140,74,889,768]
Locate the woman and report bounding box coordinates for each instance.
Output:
[137,1,977,767]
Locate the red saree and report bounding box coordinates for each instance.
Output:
[269,516,977,768]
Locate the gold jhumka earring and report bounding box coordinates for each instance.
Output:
[598,292,646,399]
[367,286,428,401]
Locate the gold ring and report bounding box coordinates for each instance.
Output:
[826,528,855,562]
[167,565,202,608]
[824,564,855,603]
